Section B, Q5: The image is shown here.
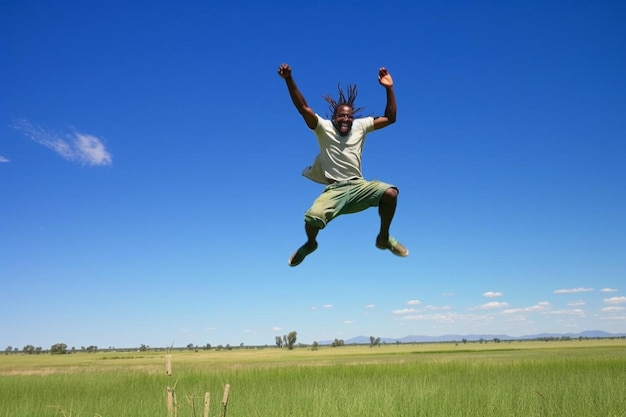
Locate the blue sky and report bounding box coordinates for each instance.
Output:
[1,0,625,349]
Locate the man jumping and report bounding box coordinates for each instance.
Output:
[278,63,408,267]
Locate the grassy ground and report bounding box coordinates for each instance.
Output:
[1,339,625,417]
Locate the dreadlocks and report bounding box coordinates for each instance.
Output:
[323,83,366,118]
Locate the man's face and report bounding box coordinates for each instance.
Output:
[333,105,355,136]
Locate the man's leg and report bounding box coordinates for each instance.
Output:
[376,187,408,257]
[304,222,320,246]
[288,222,321,267]
[377,187,398,242]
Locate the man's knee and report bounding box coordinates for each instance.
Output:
[382,186,399,202]
[304,213,327,230]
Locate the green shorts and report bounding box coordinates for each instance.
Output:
[304,179,397,229]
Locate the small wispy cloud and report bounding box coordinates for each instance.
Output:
[601,306,625,313]
[0,155,8,163]
[406,300,421,305]
[11,119,112,166]
[548,309,585,316]
[365,304,376,309]
[398,312,462,322]
[272,326,282,332]
[502,301,551,314]
[393,308,417,315]
[323,304,333,309]
[343,320,352,325]
[567,300,586,306]
[603,296,626,304]
[469,301,509,311]
[424,305,452,311]
[554,287,594,294]
[600,288,619,293]
[483,291,503,298]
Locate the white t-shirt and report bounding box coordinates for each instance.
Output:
[302,114,375,184]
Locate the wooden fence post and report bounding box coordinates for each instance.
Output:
[166,354,176,417]
[166,386,175,417]
[221,384,230,417]
[165,354,172,376]
[204,392,211,417]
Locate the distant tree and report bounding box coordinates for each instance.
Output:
[332,338,345,347]
[275,336,283,348]
[5,346,12,355]
[139,344,149,352]
[50,343,68,355]
[462,338,467,344]
[312,341,319,351]
[186,343,194,350]
[23,345,35,354]
[286,331,297,350]
[369,336,381,347]
[35,347,43,354]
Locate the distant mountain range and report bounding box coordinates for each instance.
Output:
[319,330,625,345]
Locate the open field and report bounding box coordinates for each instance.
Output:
[1,339,625,417]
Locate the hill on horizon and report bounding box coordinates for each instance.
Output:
[319,330,626,345]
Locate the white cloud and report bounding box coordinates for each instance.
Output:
[603,296,626,304]
[365,304,376,309]
[424,305,452,311]
[554,287,594,294]
[11,119,112,166]
[406,300,421,305]
[272,326,282,332]
[567,300,586,306]
[323,304,333,309]
[502,301,551,314]
[483,291,503,298]
[0,155,8,163]
[599,315,626,321]
[601,306,625,313]
[469,301,509,311]
[441,292,455,297]
[398,312,462,322]
[393,308,417,315]
[600,288,619,293]
[548,309,585,316]
[343,320,352,325]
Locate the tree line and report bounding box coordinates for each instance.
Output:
[4,331,368,355]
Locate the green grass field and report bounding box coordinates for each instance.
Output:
[1,339,625,417]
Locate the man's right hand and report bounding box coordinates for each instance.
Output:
[278,63,292,79]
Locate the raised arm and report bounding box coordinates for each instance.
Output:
[373,67,397,130]
[278,63,318,130]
